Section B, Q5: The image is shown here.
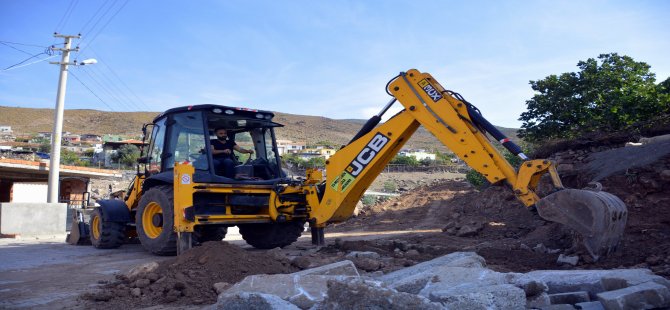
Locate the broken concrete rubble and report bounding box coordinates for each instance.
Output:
[204,252,669,309]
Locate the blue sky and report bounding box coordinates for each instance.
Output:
[1,0,668,127]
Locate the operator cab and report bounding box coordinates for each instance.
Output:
[141,105,285,184]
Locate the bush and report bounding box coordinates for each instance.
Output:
[382,180,397,193]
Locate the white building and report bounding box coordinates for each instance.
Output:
[276,140,306,155]
[398,149,436,161]
[0,126,12,133]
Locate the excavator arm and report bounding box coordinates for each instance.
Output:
[307,69,626,260]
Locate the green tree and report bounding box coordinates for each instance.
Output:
[60,149,79,165]
[389,155,419,167]
[113,144,140,168]
[306,157,326,168]
[518,53,669,142]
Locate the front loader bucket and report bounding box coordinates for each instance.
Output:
[66,211,91,245]
[536,189,627,261]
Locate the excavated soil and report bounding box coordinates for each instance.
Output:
[81,138,670,308]
[81,242,298,308]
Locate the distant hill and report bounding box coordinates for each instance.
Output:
[0,106,519,152]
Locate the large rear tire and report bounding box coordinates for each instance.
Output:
[89,208,125,249]
[238,222,305,249]
[136,185,177,255]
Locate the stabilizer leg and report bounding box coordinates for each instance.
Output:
[311,227,325,246]
[177,232,192,255]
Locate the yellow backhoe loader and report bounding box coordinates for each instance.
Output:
[68,69,627,261]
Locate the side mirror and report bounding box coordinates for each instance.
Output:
[137,156,149,164]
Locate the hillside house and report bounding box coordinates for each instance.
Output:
[399,149,436,161]
[62,134,81,144]
[0,126,12,134]
[277,140,306,155]
[97,139,146,167]
[302,146,337,159]
[81,134,102,143]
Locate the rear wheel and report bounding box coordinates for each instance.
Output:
[89,208,125,249]
[136,185,177,255]
[239,221,305,249]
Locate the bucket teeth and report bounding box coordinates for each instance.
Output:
[536,189,627,261]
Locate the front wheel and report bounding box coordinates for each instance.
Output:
[89,208,125,249]
[136,185,177,255]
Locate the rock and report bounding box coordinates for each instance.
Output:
[392,240,410,251]
[352,201,364,217]
[146,272,159,282]
[557,254,580,266]
[575,301,605,310]
[291,256,311,269]
[293,260,359,276]
[125,261,159,280]
[557,163,575,173]
[541,305,577,309]
[549,291,590,304]
[131,288,141,297]
[506,273,548,297]
[223,274,356,309]
[213,282,232,294]
[427,284,526,309]
[345,251,381,260]
[352,258,382,272]
[404,249,421,260]
[316,278,442,310]
[208,292,300,310]
[525,269,670,298]
[534,243,548,254]
[380,252,486,286]
[134,278,151,288]
[456,222,483,237]
[660,170,670,182]
[527,293,551,308]
[597,281,670,310]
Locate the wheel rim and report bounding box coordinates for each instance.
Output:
[142,202,163,239]
[92,214,101,240]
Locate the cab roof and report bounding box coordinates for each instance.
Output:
[153,104,276,123]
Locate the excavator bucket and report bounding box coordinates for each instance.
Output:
[536,189,627,261]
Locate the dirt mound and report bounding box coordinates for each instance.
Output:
[81,241,298,308]
[332,139,670,276]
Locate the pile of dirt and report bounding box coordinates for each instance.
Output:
[331,138,670,276]
[81,241,298,308]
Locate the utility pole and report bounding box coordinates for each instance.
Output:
[47,33,80,203]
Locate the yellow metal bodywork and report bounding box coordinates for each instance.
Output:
[308,69,564,225]
[122,69,564,237]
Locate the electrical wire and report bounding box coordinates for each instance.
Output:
[1,42,40,55]
[79,0,114,35]
[53,0,79,32]
[0,41,50,48]
[1,55,58,72]
[2,47,54,71]
[78,66,136,111]
[69,71,116,111]
[78,0,130,55]
[91,47,148,109]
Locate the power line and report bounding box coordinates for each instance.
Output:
[78,0,130,55]
[86,47,147,110]
[77,66,135,111]
[2,48,54,71]
[54,0,80,34]
[1,55,58,72]
[85,65,141,111]
[0,42,34,56]
[0,41,49,48]
[69,71,116,111]
[79,0,114,36]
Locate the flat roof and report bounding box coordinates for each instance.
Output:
[0,159,122,179]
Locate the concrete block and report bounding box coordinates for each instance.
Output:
[541,305,576,310]
[292,260,359,276]
[345,251,381,260]
[527,293,551,308]
[574,301,605,310]
[427,283,526,309]
[0,203,67,236]
[596,281,670,310]
[222,274,355,309]
[379,252,486,285]
[549,291,590,304]
[316,278,442,310]
[208,292,300,310]
[506,272,549,297]
[525,269,670,298]
[419,267,508,296]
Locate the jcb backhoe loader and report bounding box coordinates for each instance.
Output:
[68,69,627,260]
